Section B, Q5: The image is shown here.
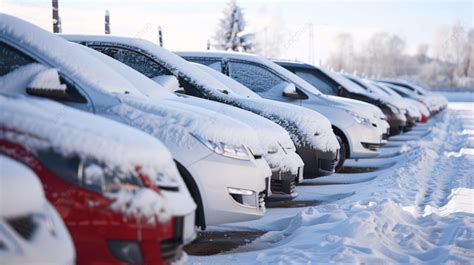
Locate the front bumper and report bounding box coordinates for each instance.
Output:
[187,153,268,226]
[296,146,337,178]
[346,122,382,158]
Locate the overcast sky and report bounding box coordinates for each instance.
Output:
[2,0,472,64]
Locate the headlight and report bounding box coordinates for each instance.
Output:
[107,240,143,264]
[193,134,252,160]
[350,112,372,127]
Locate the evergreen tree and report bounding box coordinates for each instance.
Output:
[214,0,253,52]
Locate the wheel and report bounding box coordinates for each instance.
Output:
[335,135,346,172]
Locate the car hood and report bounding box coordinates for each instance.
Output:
[169,95,304,173]
[327,95,386,121]
[114,94,263,155]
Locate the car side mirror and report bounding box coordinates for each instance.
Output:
[26,68,69,99]
[152,75,185,94]
[337,85,344,96]
[280,82,303,99]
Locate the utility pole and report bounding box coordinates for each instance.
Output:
[52,0,60,33]
[158,26,163,47]
[105,10,110,34]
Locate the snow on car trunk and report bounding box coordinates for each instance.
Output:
[0,94,179,223]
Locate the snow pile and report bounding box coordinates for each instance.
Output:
[170,95,303,174]
[0,94,179,222]
[190,103,473,263]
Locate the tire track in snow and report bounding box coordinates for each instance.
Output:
[413,107,474,211]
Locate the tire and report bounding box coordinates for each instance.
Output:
[335,136,346,172]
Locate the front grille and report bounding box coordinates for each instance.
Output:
[7,215,37,240]
[382,133,389,140]
[271,179,296,195]
[258,192,266,212]
[160,239,183,263]
[361,142,380,151]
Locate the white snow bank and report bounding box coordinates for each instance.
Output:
[0,94,179,222]
[0,155,45,217]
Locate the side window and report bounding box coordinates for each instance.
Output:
[0,41,36,76]
[91,45,170,78]
[294,70,337,96]
[228,61,285,93]
[36,149,81,186]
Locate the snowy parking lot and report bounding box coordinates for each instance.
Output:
[187,100,473,264]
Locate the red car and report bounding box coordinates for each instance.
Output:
[0,95,196,264]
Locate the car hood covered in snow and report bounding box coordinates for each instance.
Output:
[0,94,191,222]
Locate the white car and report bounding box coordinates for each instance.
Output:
[179,51,385,170]
[0,14,269,229]
[0,155,75,265]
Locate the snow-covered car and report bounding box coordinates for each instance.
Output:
[0,94,196,264]
[378,80,448,113]
[369,80,430,123]
[342,74,417,131]
[0,155,75,265]
[71,43,304,199]
[372,81,430,122]
[179,51,385,171]
[274,61,391,140]
[0,14,269,229]
[62,35,338,180]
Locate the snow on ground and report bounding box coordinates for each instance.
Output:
[188,99,474,264]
